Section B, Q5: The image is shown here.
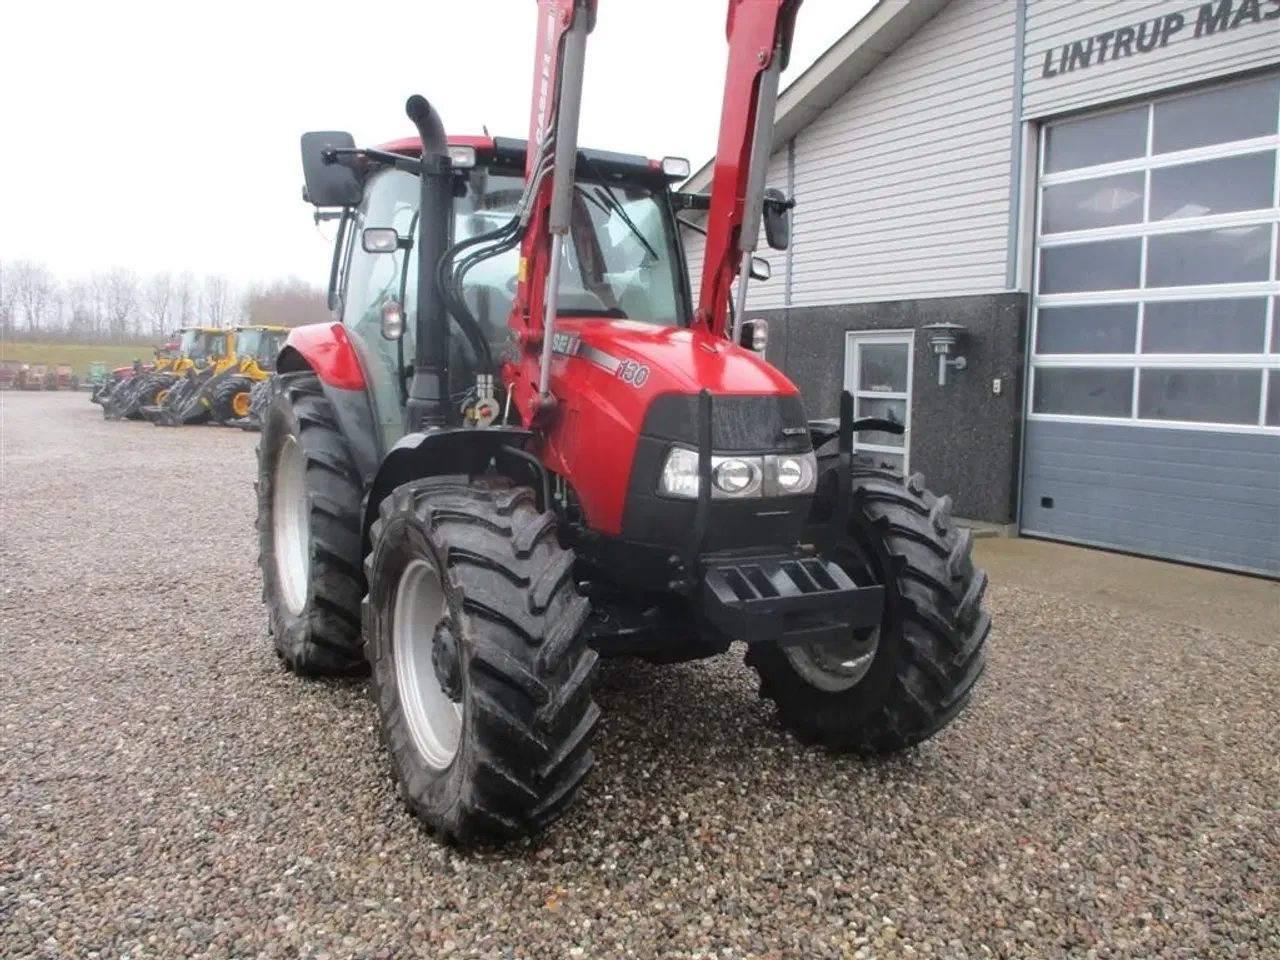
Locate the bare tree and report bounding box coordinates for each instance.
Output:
[0,262,16,337]
[0,261,333,344]
[12,261,57,335]
[144,272,174,337]
[245,277,330,328]
[99,268,139,341]
[63,278,96,339]
[174,271,198,331]
[202,273,233,327]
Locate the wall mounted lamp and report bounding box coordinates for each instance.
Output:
[922,322,969,386]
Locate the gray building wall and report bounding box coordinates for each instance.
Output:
[788,0,1017,305]
[1023,0,1280,119]
[683,0,1021,309]
[755,294,1028,524]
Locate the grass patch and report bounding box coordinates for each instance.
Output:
[0,342,159,377]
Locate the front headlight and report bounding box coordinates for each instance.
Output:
[658,447,817,499]
[713,459,761,496]
[773,454,815,494]
[659,446,701,498]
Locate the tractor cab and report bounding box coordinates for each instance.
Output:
[231,325,289,373]
[310,136,726,453]
[175,327,228,373]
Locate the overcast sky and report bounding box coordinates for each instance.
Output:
[1,0,874,288]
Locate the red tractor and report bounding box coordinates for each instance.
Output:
[258,0,990,848]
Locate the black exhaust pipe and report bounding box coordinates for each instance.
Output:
[404,94,453,431]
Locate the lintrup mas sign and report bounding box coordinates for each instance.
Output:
[1039,0,1280,80]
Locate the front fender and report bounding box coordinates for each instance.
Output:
[278,322,366,390]
[359,427,545,558]
[276,330,381,488]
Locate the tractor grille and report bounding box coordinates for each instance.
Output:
[620,393,813,549]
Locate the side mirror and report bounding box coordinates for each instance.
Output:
[762,187,791,251]
[749,256,772,282]
[737,318,769,354]
[300,131,363,208]
[362,227,406,254]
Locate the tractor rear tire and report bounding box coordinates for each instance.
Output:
[363,475,600,847]
[745,465,990,754]
[255,371,366,676]
[211,375,255,424]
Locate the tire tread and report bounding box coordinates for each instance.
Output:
[255,371,366,676]
[367,475,599,847]
[747,466,991,753]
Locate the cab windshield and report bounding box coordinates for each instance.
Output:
[343,164,686,368]
[449,169,685,337]
[179,330,224,362]
[264,330,288,361]
[235,329,286,362]
[236,328,264,359]
[340,162,687,451]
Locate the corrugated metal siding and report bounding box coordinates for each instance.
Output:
[1021,420,1280,576]
[678,152,790,312]
[682,229,705,307]
[1023,0,1280,119]
[788,0,1017,306]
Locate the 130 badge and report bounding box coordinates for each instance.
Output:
[616,359,650,388]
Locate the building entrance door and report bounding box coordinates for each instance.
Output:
[843,330,914,474]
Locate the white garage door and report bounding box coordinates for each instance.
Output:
[1020,70,1280,577]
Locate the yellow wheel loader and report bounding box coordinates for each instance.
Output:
[147,325,287,427]
[206,325,289,426]
[145,327,238,426]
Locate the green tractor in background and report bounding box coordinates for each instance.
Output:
[86,361,110,400]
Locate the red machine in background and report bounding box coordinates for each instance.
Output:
[258,0,991,848]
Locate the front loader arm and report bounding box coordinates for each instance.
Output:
[507,0,598,425]
[695,0,801,340]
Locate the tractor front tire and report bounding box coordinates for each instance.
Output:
[255,371,366,676]
[363,475,600,847]
[746,466,990,754]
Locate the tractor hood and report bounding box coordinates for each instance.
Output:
[540,317,810,541]
[555,319,798,397]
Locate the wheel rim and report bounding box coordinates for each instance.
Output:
[155,388,169,406]
[272,435,310,616]
[784,540,882,692]
[784,627,879,692]
[232,391,252,417]
[393,559,462,770]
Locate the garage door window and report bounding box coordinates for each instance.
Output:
[1031,72,1280,431]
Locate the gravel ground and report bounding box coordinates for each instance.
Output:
[2,390,1277,960]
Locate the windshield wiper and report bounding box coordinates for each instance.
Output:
[579,158,660,262]
[576,184,656,261]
